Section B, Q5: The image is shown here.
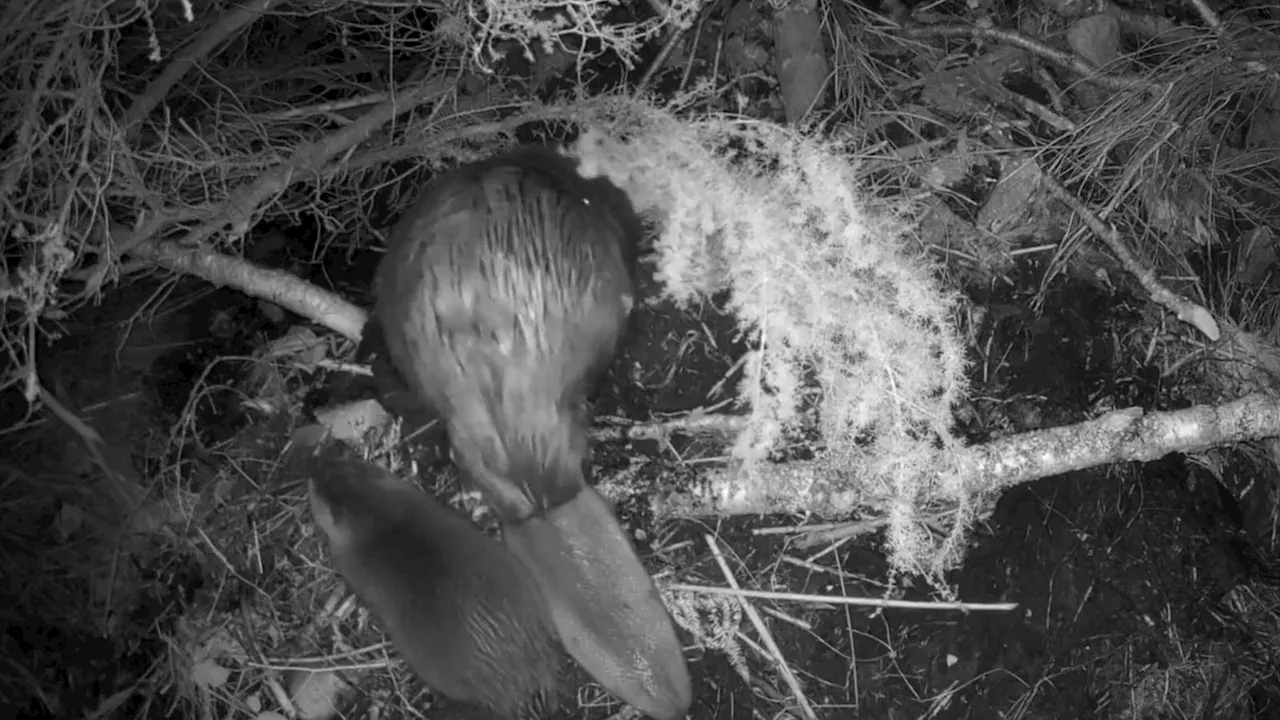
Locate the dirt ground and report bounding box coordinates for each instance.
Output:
[592,255,1280,720]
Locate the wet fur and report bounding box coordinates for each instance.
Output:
[298,444,565,720]
[373,145,641,521]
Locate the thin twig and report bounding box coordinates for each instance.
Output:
[636,0,705,95]
[902,24,1149,91]
[703,533,818,720]
[671,582,1019,612]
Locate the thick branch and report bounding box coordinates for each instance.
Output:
[126,240,367,341]
[641,393,1280,518]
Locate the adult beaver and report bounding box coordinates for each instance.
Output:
[366,145,692,720]
[370,145,640,521]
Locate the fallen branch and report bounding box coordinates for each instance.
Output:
[90,77,454,340]
[1040,170,1220,341]
[986,129,1221,343]
[125,240,367,341]
[668,582,1018,612]
[636,393,1280,517]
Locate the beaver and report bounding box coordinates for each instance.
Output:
[366,145,692,719]
[295,436,565,720]
[370,145,640,521]
[503,484,695,720]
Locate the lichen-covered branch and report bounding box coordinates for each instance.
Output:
[640,393,1280,517]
